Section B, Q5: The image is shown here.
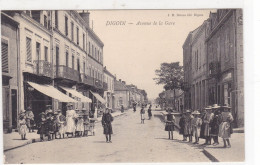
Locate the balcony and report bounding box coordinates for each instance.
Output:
[33,60,53,78]
[80,73,94,86]
[103,82,108,91]
[94,78,103,89]
[55,65,80,82]
[209,61,221,78]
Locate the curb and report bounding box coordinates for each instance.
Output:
[202,148,220,162]
[4,112,126,152]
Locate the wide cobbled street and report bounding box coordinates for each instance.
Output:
[4,108,210,163]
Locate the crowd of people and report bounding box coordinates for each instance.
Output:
[164,104,234,148]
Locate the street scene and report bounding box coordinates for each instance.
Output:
[1,9,244,163]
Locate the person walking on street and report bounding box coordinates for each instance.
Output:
[218,104,234,148]
[25,106,34,133]
[210,104,221,146]
[184,110,194,142]
[37,112,46,141]
[179,112,186,141]
[165,110,175,140]
[102,108,114,143]
[18,110,28,140]
[140,106,145,124]
[148,105,152,120]
[203,106,214,145]
[133,102,137,112]
[191,110,202,144]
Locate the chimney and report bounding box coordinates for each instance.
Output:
[79,10,90,27]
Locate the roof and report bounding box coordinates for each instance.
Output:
[114,80,128,91]
[103,67,115,78]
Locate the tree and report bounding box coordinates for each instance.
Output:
[153,62,184,110]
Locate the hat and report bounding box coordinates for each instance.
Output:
[222,104,231,109]
[205,106,212,110]
[27,106,32,110]
[39,112,46,116]
[192,110,200,115]
[186,109,191,113]
[212,104,221,109]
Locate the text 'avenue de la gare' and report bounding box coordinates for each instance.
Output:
[106,21,175,26]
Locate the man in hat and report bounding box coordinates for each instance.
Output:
[191,110,202,144]
[203,106,214,145]
[184,109,194,142]
[219,104,233,148]
[210,104,221,146]
[25,106,34,133]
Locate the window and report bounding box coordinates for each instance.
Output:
[83,62,86,74]
[88,42,91,55]
[71,22,74,41]
[36,42,41,61]
[65,16,68,36]
[26,37,32,62]
[97,50,99,61]
[66,51,69,67]
[92,45,94,56]
[55,11,58,29]
[83,34,85,50]
[77,58,80,72]
[44,46,48,61]
[72,55,74,69]
[44,15,48,28]
[76,27,79,45]
[95,48,96,59]
[1,40,8,73]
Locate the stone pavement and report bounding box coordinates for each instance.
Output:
[3,110,126,152]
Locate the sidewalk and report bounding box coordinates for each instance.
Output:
[3,111,126,152]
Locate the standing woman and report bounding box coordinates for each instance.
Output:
[102,108,114,143]
[179,112,186,141]
[25,106,34,133]
[203,106,214,145]
[210,104,221,146]
[191,110,202,144]
[65,103,77,137]
[218,104,233,148]
[165,110,175,140]
[199,108,207,141]
[37,112,46,141]
[18,110,28,140]
[140,106,145,124]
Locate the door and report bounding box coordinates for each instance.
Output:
[11,89,17,129]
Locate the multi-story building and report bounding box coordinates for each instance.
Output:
[114,79,129,109]
[1,12,19,132]
[103,66,115,109]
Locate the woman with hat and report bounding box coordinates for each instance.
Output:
[210,104,221,146]
[191,110,202,144]
[37,112,46,141]
[184,109,194,142]
[18,110,28,140]
[218,104,233,148]
[165,110,175,140]
[102,108,114,143]
[203,106,214,145]
[65,103,77,137]
[57,109,66,139]
[25,106,34,133]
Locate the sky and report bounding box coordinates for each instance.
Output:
[88,10,213,100]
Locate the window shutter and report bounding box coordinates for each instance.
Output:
[26,37,32,62]
[1,42,8,73]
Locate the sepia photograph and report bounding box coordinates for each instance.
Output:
[1,8,245,163]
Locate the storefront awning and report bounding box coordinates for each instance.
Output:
[28,82,77,103]
[90,91,106,104]
[60,86,92,103]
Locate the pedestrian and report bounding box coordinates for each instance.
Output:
[218,104,234,148]
[83,113,90,137]
[184,110,194,142]
[56,109,66,139]
[191,110,202,144]
[18,110,28,140]
[179,112,186,141]
[25,106,34,133]
[121,105,124,113]
[203,106,214,145]
[37,112,46,141]
[75,115,84,137]
[199,108,207,140]
[133,102,137,112]
[45,110,55,141]
[148,105,152,120]
[140,105,145,124]
[65,103,77,137]
[53,112,59,139]
[165,110,175,140]
[102,108,114,143]
[45,105,52,114]
[210,104,221,146]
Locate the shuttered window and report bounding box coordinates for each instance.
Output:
[1,41,8,73]
[26,37,32,62]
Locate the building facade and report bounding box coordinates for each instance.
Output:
[114,79,129,109]
[103,67,115,109]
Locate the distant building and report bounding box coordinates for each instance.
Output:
[114,79,129,109]
[103,67,115,109]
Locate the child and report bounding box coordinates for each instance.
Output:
[191,110,202,144]
[37,112,46,141]
[45,111,55,141]
[57,109,66,139]
[18,111,28,140]
[75,115,84,137]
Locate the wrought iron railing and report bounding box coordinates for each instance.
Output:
[55,65,80,82]
[33,60,53,78]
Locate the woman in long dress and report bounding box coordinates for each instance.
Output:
[57,109,66,139]
[165,110,175,140]
[18,111,28,140]
[191,110,202,144]
[218,105,234,148]
[184,110,194,142]
[65,104,77,137]
[102,108,114,143]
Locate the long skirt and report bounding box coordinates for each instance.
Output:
[210,125,219,136]
[165,122,174,131]
[66,118,76,133]
[200,123,206,139]
[76,123,84,132]
[192,126,201,137]
[19,125,28,135]
[141,114,145,120]
[218,122,232,139]
[179,127,184,135]
[103,123,113,134]
[203,123,211,137]
[58,124,65,135]
[184,124,192,136]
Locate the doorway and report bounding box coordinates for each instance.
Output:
[11,89,17,129]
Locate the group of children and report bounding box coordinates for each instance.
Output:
[165,103,234,148]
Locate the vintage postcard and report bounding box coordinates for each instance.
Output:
[1,8,244,163]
